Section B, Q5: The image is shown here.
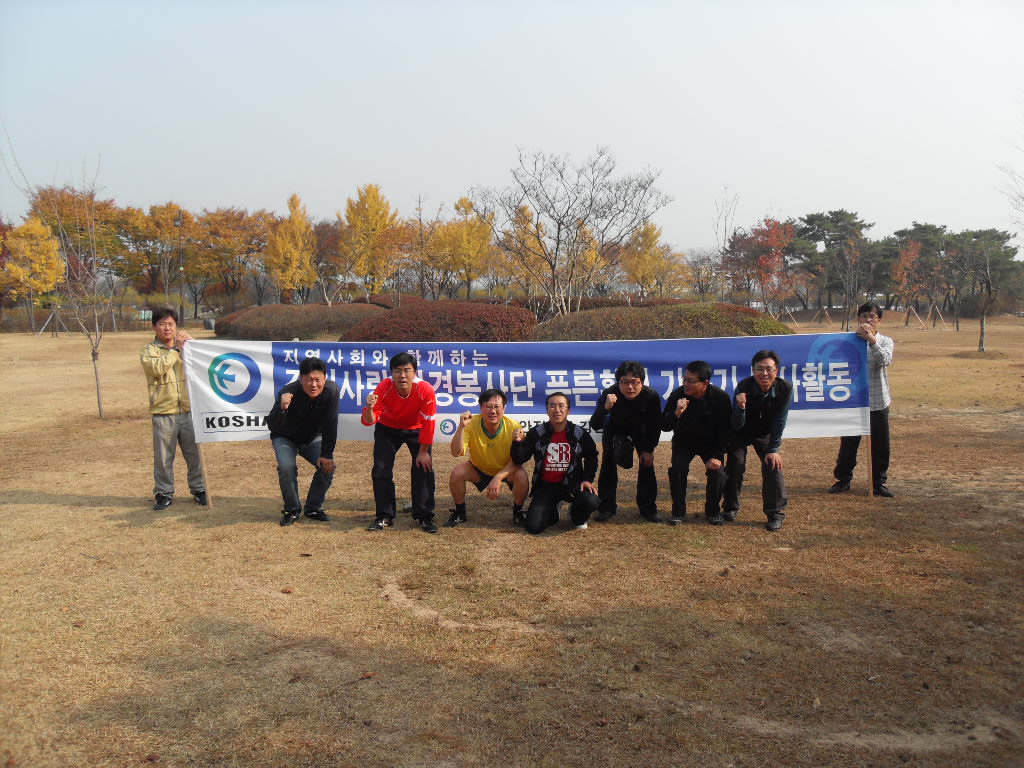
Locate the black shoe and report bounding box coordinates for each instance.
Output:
[595,509,616,522]
[668,515,684,526]
[512,510,526,527]
[153,494,173,511]
[722,510,737,521]
[367,517,392,531]
[708,513,725,526]
[419,518,439,534]
[280,509,302,527]
[828,481,851,494]
[640,511,661,523]
[766,517,784,532]
[444,508,467,527]
[874,485,895,498]
[304,510,331,522]
[191,490,208,506]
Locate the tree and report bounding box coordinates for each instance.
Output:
[264,194,317,303]
[684,247,723,299]
[0,216,65,330]
[197,207,271,308]
[28,182,123,417]
[448,197,493,299]
[939,229,1019,351]
[472,147,669,318]
[797,210,875,327]
[340,184,402,296]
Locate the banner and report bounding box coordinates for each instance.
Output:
[184,333,871,444]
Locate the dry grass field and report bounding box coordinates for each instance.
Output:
[1,316,1022,768]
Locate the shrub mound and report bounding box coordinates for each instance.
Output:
[354,293,425,310]
[344,300,537,342]
[222,303,387,340]
[213,306,258,337]
[533,302,792,341]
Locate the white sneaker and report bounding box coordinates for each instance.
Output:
[574,522,588,530]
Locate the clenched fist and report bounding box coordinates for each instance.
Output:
[735,393,747,409]
[280,393,293,411]
[605,393,618,411]
[675,398,689,417]
[460,411,473,427]
[365,393,378,409]
[512,427,526,442]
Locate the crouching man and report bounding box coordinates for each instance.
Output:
[661,360,731,525]
[510,392,600,534]
[724,350,792,532]
[267,357,338,526]
[361,352,438,534]
[446,388,530,527]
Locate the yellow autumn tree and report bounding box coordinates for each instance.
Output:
[264,193,317,301]
[1,216,66,328]
[447,197,494,298]
[340,184,401,295]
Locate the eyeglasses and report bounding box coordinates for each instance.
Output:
[618,378,643,387]
[858,313,879,320]
[752,366,777,374]
[682,377,704,385]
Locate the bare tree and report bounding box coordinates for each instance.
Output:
[471,147,669,318]
[685,247,723,298]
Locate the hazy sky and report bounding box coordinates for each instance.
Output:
[2,0,1022,249]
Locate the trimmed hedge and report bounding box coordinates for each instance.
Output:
[354,293,425,310]
[213,306,258,337]
[532,302,792,341]
[221,303,387,340]
[344,300,537,342]
[472,294,692,320]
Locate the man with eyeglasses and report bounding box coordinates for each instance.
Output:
[661,360,732,526]
[445,388,530,528]
[828,302,895,497]
[511,392,600,534]
[267,356,339,526]
[362,352,439,534]
[589,360,663,523]
[724,350,792,531]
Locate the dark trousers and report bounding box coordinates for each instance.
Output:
[669,443,726,518]
[371,424,435,520]
[724,434,788,520]
[525,482,601,535]
[834,407,890,486]
[597,434,658,515]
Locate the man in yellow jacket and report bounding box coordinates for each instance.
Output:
[140,308,207,511]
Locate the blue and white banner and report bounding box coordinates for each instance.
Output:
[183,333,871,444]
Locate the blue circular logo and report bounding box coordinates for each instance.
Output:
[807,335,867,399]
[208,353,262,404]
[439,418,456,436]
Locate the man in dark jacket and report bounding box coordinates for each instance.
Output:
[661,360,731,525]
[724,350,792,532]
[511,392,599,534]
[589,361,663,522]
[267,357,339,526]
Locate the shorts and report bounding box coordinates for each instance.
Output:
[471,464,514,492]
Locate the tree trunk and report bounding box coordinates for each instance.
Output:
[92,346,105,419]
[978,313,986,353]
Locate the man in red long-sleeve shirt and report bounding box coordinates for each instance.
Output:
[361,352,439,533]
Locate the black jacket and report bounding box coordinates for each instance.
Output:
[730,376,792,453]
[267,379,340,459]
[661,383,731,460]
[511,421,598,495]
[588,384,663,452]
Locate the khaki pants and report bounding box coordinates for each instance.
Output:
[152,413,205,497]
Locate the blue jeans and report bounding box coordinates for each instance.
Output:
[272,436,334,514]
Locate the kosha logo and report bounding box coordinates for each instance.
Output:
[439,418,457,436]
[208,353,262,404]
